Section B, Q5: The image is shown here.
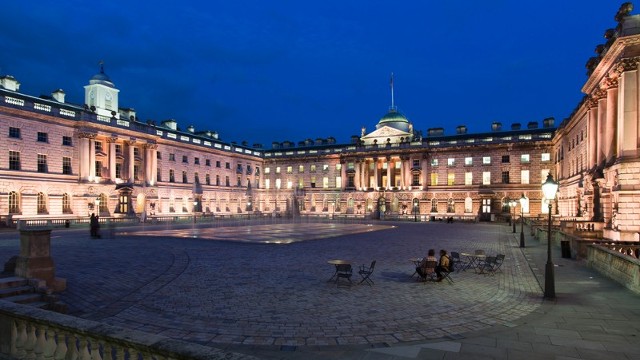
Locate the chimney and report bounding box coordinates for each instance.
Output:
[52,89,65,103]
[162,119,178,130]
[491,122,502,132]
[456,125,467,134]
[511,123,521,130]
[186,125,195,133]
[543,117,555,128]
[0,75,20,91]
[527,121,538,129]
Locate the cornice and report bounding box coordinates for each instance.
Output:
[583,35,640,95]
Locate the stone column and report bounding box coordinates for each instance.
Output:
[108,137,117,181]
[150,144,158,186]
[341,160,347,190]
[616,57,640,156]
[88,137,96,180]
[354,160,361,189]
[399,156,405,189]
[386,156,392,189]
[595,89,607,167]
[77,133,93,181]
[587,99,598,169]
[421,155,428,187]
[126,140,136,183]
[605,77,618,162]
[373,158,379,189]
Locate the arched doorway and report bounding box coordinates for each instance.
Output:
[377,196,386,219]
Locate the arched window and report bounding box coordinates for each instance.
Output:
[62,193,72,214]
[431,198,438,213]
[447,198,455,213]
[99,193,108,214]
[37,192,47,214]
[8,191,20,214]
[465,197,473,213]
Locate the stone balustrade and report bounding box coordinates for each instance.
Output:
[587,245,640,295]
[0,300,257,360]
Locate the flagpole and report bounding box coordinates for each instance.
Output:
[390,72,395,110]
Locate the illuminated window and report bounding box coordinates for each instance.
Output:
[323,177,329,188]
[265,167,270,174]
[275,179,281,189]
[465,172,472,185]
[275,167,281,174]
[541,170,550,184]
[286,166,292,174]
[265,179,270,189]
[336,176,342,188]
[521,154,530,163]
[336,163,342,171]
[464,157,472,166]
[431,159,438,166]
[521,170,530,184]
[286,180,292,189]
[482,156,491,164]
[298,165,304,173]
[482,171,491,185]
[447,173,455,185]
[431,172,438,186]
[447,158,455,167]
[310,164,317,172]
[541,153,551,162]
[323,164,329,171]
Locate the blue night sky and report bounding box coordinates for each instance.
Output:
[0,1,621,147]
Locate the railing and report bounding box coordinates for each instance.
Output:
[0,300,258,360]
[587,245,640,295]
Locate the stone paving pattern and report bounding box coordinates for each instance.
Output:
[1,219,639,359]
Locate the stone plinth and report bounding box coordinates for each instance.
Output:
[14,228,66,291]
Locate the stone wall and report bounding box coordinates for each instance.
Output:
[586,245,640,295]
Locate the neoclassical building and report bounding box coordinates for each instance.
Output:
[0,3,639,242]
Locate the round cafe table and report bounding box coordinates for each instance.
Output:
[327,259,351,282]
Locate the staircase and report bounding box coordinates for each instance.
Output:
[0,276,66,312]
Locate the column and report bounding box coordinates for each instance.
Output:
[399,156,405,189]
[88,137,96,180]
[126,140,136,183]
[605,77,618,162]
[78,134,90,181]
[596,89,607,167]
[617,57,640,156]
[341,160,347,190]
[108,137,117,181]
[354,160,361,189]
[386,157,392,189]
[587,99,598,169]
[150,144,158,186]
[373,158,379,189]
[421,155,428,187]
[363,160,368,189]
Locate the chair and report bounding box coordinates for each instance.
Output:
[480,256,497,275]
[358,260,376,285]
[418,260,437,282]
[335,264,353,286]
[494,254,505,273]
[450,251,466,273]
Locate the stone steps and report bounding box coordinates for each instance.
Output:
[0,275,67,312]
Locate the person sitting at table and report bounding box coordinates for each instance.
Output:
[435,249,451,282]
[416,249,437,280]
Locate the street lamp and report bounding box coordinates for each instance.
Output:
[413,198,419,222]
[193,200,198,224]
[519,194,526,248]
[509,199,517,233]
[94,197,101,214]
[504,197,511,226]
[542,173,559,299]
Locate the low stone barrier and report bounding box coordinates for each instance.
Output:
[586,245,640,295]
[0,300,257,360]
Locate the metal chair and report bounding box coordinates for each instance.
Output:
[494,254,506,273]
[418,260,438,282]
[450,251,467,272]
[480,256,498,275]
[358,260,376,285]
[335,264,353,287]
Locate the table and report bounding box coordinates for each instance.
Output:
[327,259,351,282]
[460,253,486,273]
[409,258,422,278]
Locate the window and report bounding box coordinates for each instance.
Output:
[482,171,491,185]
[521,154,530,163]
[216,175,220,186]
[310,176,316,188]
[225,176,230,186]
[482,156,491,165]
[299,177,305,188]
[413,159,420,168]
[37,192,47,214]
[431,159,439,166]
[275,178,281,189]
[447,173,455,185]
[323,177,329,188]
[237,175,241,186]
[182,171,188,183]
[286,179,292,189]
[502,155,510,163]
[9,151,20,170]
[465,172,473,185]
[62,136,72,146]
[447,158,455,167]
[157,168,162,182]
[287,166,293,174]
[276,166,281,174]
[464,157,472,166]
[95,161,102,177]
[169,153,175,161]
[182,155,188,163]
[116,144,123,156]
[265,167,271,174]
[541,170,550,184]
[36,154,47,173]
[157,152,162,160]
[9,127,20,139]
[194,157,200,165]
[169,169,175,183]
[265,179,270,189]
[323,164,329,171]
[412,173,420,186]
[430,172,438,186]
[8,191,19,214]
[115,163,122,179]
[194,172,200,184]
[216,160,221,168]
[205,174,210,185]
[298,165,304,173]
[431,199,438,212]
[310,164,317,172]
[133,148,140,158]
[336,163,342,171]
[225,162,230,169]
[205,159,211,166]
[521,170,530,184]
[63,157,72,175]
[502,171,509,184]
[62,193,72,214]
[541,153,551,162]
[95,141,103,153]
[336,176,342,188]
[37,132,48,143]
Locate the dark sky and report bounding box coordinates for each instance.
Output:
[0,1,620,147]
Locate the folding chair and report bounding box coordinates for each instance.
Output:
[335,264,353,287]
[480,256,497,275]
[450,251,466,273]
[418,260,438,282]
[494,254,505,273]
[358,260,376,285]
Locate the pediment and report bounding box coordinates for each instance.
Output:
[361,126,411,145]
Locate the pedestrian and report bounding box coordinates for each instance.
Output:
[89,213,98,238]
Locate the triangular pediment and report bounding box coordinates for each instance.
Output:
[361,125,411,145]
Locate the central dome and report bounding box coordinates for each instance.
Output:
[89,64,115,88]
[376,109,410,132]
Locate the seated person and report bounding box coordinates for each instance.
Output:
[416,249,437,279]
[436,249,451,282]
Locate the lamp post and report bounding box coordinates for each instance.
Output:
[193,200,198,224]
[413,199,419,222]
[504,198,511,226]
[509,199,517,233]
[542,173,559,299]
[519,194,526,248]
[94,197,101,215]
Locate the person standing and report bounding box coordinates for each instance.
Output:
[89,213,98,238]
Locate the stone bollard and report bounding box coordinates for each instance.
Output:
[14,227,66,292]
